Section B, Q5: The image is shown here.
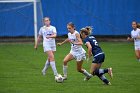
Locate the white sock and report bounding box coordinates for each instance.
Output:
[50,61,58,76]
[138,59,140,62]
[63,65,68,77]
[83,69,91,77]
[42,59,50,72]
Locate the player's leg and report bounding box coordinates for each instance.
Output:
[42,46,51,75]
[84,63,99,81]
[92,54,112,77]
[76,60,92,79]
[98,75,111,85]
[138,49,140,61]
[84,54,103,81]
[42,57,50,75]
[91,63,113,78]
[47,50,58,76]
[90,63,110,85]
[135,50,139,60]
[134,45,140,62]
[63,53,74,79]
[93,54,112,84]
[135,48,140,62]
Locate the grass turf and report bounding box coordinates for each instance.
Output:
[0,42,140,93]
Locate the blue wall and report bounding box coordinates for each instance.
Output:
[0,2,42,37]
[0,0,140,36]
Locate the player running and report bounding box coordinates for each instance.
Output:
[127,21,140,62]
[80,26,113,85]
[57,22,92,80]
[34,17,58,78]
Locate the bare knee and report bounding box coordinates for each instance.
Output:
[135,54,140,59]
[77,68,83,73]
[63,59,68,66]
[48,53,54,61]
[135,50,140,59]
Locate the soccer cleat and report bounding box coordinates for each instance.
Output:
[103,82,112,85]
[107,82,112,85]
[62,75,67,80]
[108,68,113,79]
[42,69,46,76]
[84,74,93,81]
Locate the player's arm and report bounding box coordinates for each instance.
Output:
[46,27,57,38]
[85,42,92,58]
[127,37,133,41]
[135,36,140,39]
[127,34,133,41]
[46,33,57,38]
[57,38,69,46]
[34,35,42,49]
[71,33,83,45]
[136,32,140,39]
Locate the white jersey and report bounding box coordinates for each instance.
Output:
[39,25,56,47]
[131,28,140,46]
[68,31,86,54]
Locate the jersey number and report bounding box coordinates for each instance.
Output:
[93,40,98,46]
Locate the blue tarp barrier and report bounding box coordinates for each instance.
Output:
[0,0,140,36]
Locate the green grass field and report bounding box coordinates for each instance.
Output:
[0,42,140,93]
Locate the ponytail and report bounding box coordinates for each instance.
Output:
[80,26,93,35]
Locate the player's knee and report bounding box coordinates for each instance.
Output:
[63,60,68,65]
[136,55,140,59]
[48,54,54,61]
[90,71,95,75]
[77,68,83,73]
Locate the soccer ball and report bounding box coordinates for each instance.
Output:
[55,74,64,83]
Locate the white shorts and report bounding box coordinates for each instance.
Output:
[70,50,86,62]
[43,45,56,52]
[134,45,140,50]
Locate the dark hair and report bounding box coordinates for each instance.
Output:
[43,17,50,21]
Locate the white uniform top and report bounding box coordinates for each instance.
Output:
[131,28,140,46]
[68,31,86,54]
[39,25,56,47]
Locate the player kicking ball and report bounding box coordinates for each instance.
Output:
[80,26,113,85]
[57,22,92,80]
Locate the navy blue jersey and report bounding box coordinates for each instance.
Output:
[83,35,103,56]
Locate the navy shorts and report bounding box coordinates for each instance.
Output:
[92,53,105,64]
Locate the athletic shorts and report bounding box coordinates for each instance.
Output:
[70,50,86,62]
[92,53,105,64]
[43,45,56,52]
[134,45,140,50]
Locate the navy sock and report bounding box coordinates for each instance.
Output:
[94,69,108,76]
[98,75,109,84]
[104,69,108,73]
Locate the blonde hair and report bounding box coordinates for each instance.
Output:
[80,26,93,35]
[137,23,140,29]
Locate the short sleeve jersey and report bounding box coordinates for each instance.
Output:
[131,28,140,46]
[83,35,103,56]
[39,25,56,46]
[68,31,83,52]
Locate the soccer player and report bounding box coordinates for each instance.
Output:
[127,21,140,62]
[80,26,113,85]
[57,22,92,80]
[34,17,58,78]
